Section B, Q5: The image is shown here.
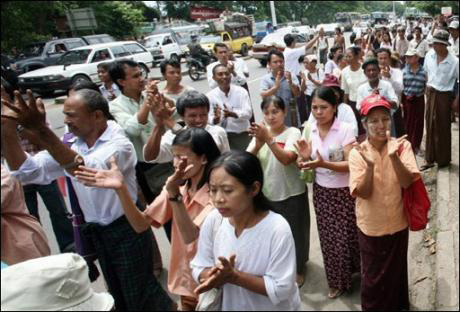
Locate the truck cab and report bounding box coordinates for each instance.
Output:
[220,28,253,56]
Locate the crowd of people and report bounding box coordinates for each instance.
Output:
[1,12,459,312]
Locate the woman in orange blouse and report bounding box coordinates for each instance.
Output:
[348,94,420,311]
[76,128,221,311]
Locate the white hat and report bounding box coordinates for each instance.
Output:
[449,21,459,29]
[1,253,114,311]
[306,54,317,62]
[405,48,420,57]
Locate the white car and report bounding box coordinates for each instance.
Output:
[353,22,371,36]
[144,33,185,63]
[18,41,153,97]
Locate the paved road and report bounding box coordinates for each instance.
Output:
[35,33,363,310]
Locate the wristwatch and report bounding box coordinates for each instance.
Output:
[267,137,276,146]
[168,194,183,202]
[61,154,84,170]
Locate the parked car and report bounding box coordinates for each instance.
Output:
[81,34,115,45]
[143,40,165,67]
[250,30,308,67]
[144,33,185,63]
[17,41,153,97]
[13,38,88,74]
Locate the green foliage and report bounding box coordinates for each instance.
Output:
[406,1,459,16]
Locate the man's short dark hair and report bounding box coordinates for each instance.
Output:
[335,27,342,33]
[108,60,139,90]
[67,80,101,96]
[375,48,392,58]
[176,91,210,116]
[74,89,114,120]
[213,43,228,53]
[97,62,112,72]
[160,59,181,76]
[268,49,284,63]
[414,26,422,32]
[284,34,295,47]
[362,58,380,71]
[212,63,228,76]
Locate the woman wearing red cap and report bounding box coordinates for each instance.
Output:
[348,94,420,311]
[295,86,360,299]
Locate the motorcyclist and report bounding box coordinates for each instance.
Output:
[187,35,210,67]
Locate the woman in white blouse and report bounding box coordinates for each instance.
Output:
[380,32,393,51]
[191,151,301,311]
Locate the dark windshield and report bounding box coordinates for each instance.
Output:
[56,49,91,65]
[22,43,46,57]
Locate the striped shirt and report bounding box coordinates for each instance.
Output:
[403,64,427,97]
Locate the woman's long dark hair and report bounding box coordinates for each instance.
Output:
[172,128,221,190]
[206,151,273,212]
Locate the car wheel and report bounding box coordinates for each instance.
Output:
[139,64,149,79]
[188,65,201,81]
[240,44,249,57]
[72,74,90,85]
[259,59,267,67]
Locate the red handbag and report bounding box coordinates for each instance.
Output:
[402,177,431,231]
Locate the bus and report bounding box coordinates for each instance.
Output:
[371,11,390,25]
[335,13,353,31]
[349,12,361,25]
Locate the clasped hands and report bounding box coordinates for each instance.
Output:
[144,80,176,128]
[294,138,324,170]
[194,254,237,295]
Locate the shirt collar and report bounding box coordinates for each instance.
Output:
[311,118,340,133]
[180,183,210,208]
[74,121,114,147]
[119,92,145,105]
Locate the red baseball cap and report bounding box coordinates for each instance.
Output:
[360,94,392,116]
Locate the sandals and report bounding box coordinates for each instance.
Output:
[296,274,305,288]
[328,288,345,299]
[420,163,435,171]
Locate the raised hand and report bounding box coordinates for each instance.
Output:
[213,104,222,124]
[248,122,270,145]
[75,156,124,190]
[275,70,282,87]
[1,90,46,130]
[223,104,238,119]
[294,139,312,161]
[194,254,237,295]
[353,142,374,167]
[387,131,407,158]
[284,71,292,84]
[165,156,194,198]
[299,150,324,170]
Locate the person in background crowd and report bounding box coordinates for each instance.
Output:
[144,90,229,163]
[332,53,347,83]
[191,150,301,310]
[422,29,459,170]
[1,164,50,265]
[76,128,221,311]
[342,46,367,136]
[390,52,402,69]
[448,21,459,56]
[207,43,249,92]
[376,48,405,137]
[380,32,393,50]
[317,27,329,65]
[97,62,120,102]
[1,89,173,310]
[300,54,324,122]
[1,254,115,311]
[324,46,342,75]
[349,94,419,311]
[334,27,346,53]
[188,34,211,69]
[296,86,360,299]
[395,27,409,66]
[402,48,427,155]
[228,49,250,84]
[409,26,429,65]
[283,33,319,79]
[260,49,301,127]
[207,64,252,151]
[159,59,195,107]
[247,96,309,288]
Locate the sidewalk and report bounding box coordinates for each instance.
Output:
[434,122,459,311]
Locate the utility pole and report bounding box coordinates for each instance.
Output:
[270,1,277,27]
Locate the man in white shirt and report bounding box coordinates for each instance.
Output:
[395,27,409,64]
[207,43,248,91]
[422,29,459,169]
[143,90,230,164]
[1,89,173,311]
[409,26,429,65]
[448,21,459,56]
[357,58,399,137]
[207,64,253,150]
[283,33,319,78]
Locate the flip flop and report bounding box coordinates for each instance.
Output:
[420,163,435,171]
[328,288,345,299]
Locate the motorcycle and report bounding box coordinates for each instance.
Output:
[186,51,216,81]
